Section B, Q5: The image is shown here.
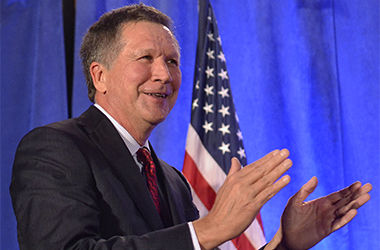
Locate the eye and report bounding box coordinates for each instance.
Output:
[167,58,179,66]
[139,55,153,61]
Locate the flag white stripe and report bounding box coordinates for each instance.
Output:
[186,125,267,248]
[245,219,267,248]
[189,186,209,218]
[184,164,236,248]
[185,124,226,192]
[190,187,237,250]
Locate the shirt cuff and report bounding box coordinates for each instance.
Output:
[188,222,201,250]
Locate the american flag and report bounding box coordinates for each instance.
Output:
[182,1,266,249]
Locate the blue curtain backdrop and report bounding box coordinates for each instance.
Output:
[2,0,379,249]
[1,1,68,249]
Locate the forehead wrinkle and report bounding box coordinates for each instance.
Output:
[120,28,180,61]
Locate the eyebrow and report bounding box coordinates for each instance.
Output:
[132,47,180,59]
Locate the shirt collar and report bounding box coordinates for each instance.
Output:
[94,103,150,157]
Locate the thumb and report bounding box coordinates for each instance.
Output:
[228,157,241,176]
[292,176,318,205]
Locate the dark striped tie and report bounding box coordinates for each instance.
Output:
[136,147,161,215]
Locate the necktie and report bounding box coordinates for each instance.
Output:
[136,147,161,215]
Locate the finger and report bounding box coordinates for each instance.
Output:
[336,193,371,216]
[228,157,242,176]
[332,182,372,217]
[353,183,373,199]
[253,174,291,207]
[329,181,361,204]
[362,183,373,192]
[245,149,289,171]
[332,209,357,232]
[250,158,293,196]
[332,181,369,211]
[244,149,290,180]
[247,149,281,169]
[292,176,318,205]
[235,149,290,188]
[348,183,372,205]
[260,148,290,173]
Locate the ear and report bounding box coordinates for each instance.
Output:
[89,61,107,93]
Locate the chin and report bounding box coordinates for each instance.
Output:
[141,106,171,126]
[146,114,168,126]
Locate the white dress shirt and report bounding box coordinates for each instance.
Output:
[94,104,201,250]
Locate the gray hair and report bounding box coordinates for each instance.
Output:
[80,4,174,102]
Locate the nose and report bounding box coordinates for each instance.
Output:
[151,58,172,83]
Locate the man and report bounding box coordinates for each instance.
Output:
[10,4,372,250]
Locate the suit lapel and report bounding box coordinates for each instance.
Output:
[150,146,187,225]
[78,106,163,230]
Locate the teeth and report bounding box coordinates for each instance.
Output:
[147,93,167,98]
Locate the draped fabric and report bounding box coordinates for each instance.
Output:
[183,1,266,248]
[1,0,379,249]
[1,1,68,249]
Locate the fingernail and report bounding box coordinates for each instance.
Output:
[283,175,291,182]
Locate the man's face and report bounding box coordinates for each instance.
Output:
[98,21,181,130]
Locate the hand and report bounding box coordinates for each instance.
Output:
[193,149,293,250]
[278,177,372,250]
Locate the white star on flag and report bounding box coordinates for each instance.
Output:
[207,32,215,41]
[236,130,243,140]
[204,84,214,96]
[206,48,215,59]
[183,1,266,248]
[218,86,230,98]
[217,35,222,45]
[237,147,246,159]
[218,105,230,117]
[192,98,199,110]
[218,141,231,154]
[218,123,231,135]
[202,120,213,133]
[203,102,214,114]
[205,66,214,78]
[218,69,228,80]
[217,51,226,62]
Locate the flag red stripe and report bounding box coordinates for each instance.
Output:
[232,234,256,250]
[183,152,216,210]
[183,151,257,250]
[256,212,265,233]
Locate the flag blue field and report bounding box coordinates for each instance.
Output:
[182,1,265,249]
[2,1,379,249]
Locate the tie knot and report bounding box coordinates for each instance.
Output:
[136,147,153,166]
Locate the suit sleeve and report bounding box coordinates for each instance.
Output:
[10,127,194,250]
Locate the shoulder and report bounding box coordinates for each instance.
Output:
[16,106,105,152]
[12,109,103,185]
[13,122,90,180]
[15,118,86,163]
[158,160,191,191]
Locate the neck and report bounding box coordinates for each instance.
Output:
[95,101,155,146]
[119,120,153,146]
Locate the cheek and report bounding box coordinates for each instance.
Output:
[171,70,182,91]
[131,63,152,79]
[169,80,181,109]
[120,63,151,84]
[119,66,152,93]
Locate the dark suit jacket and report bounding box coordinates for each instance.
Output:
[10,106,199,250]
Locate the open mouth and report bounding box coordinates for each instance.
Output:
[145,93,168,98]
